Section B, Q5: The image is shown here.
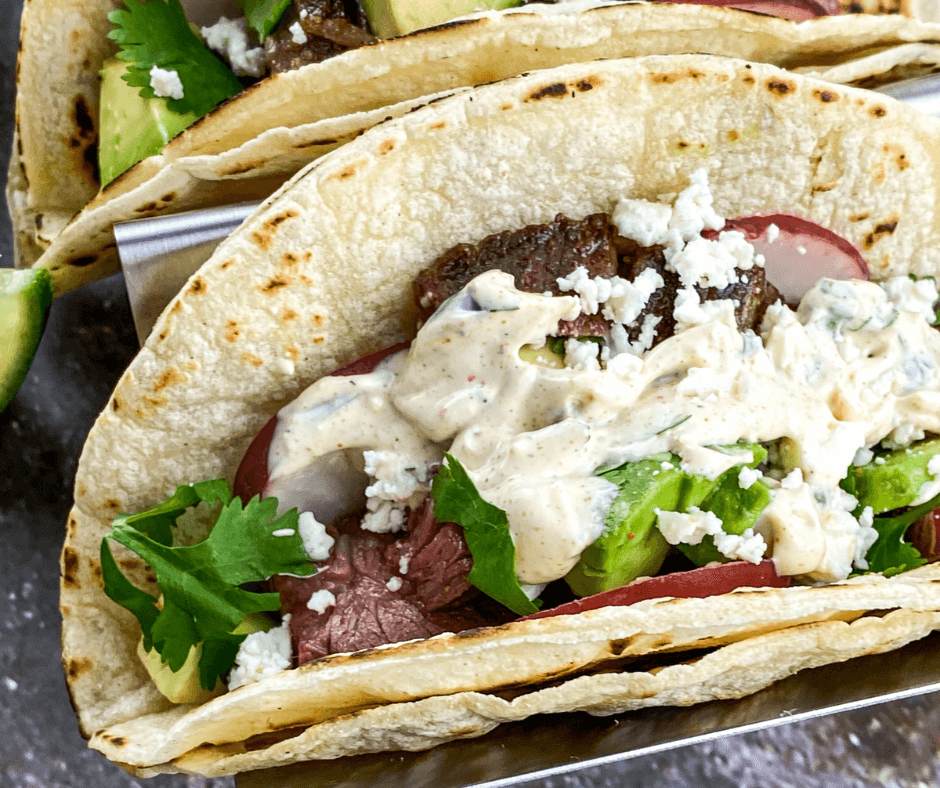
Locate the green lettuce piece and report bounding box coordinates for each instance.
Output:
[108,0,243,117]
[863,492,935,578]
[432,454,539,616]
[101,480,315,690]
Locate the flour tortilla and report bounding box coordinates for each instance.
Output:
[12,1,940,294]
[64,55,940,776]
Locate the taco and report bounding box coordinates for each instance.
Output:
[11,0,940,297]
[63,55,940,777]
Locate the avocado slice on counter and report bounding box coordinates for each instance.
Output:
[843,438,940,515]
[98,57,199,186]
[0,268,53,413]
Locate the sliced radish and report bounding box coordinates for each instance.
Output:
[233,341,411,503]
[706,214,869,305]
[909,509,940,562]
[656,0,839,20]
[519,559,789,621]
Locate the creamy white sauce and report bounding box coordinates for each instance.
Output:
[265,176,940,588]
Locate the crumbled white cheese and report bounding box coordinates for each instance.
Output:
[780,468,804,489]
[738,466,762,490]
[289,20,308,44]
[853,506,879,570]
[930,455,940,477]
[766,223,780,243]
[853,447,875,467]
[656,506,766,563]
[149,66,184,100]
[361,499,407,533]
[363,450,429,502]
[884,275,939,325]
[228,615,291,690]
[611,199,673,247]
[386,576,403,592]
[399,556,410,574]
[306,589,336,614]
[297,511,335,562]
[565,338,601,371]
[201,16,266,78]
[602,269,664,325]
[272,528,296,537]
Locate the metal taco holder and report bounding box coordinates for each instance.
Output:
[109,74,940,787]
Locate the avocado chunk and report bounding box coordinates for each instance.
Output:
[678,465,771,567]
[567,444,770,595]
[98,57,199,186]
[138,611,273,704]
[361,0,522,38]
[565,454,681,597]
[843,438,940,515]
[0,268,53,413]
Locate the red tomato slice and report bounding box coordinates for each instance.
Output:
[519,559,790,621]
[705,214,869,305]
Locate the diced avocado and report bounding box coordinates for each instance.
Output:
[98,57,199,186]
[565,454,680,597]
[843,438,940,515]
[361,0,522,38]
[519,342,564,369]
[0,268,53,413]
[678,469,771,567]
[138,612,272,704]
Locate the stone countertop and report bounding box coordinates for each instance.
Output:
[2,1,940,785]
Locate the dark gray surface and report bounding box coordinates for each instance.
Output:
[2,1,940,785]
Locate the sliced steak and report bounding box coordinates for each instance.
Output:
[275,500,501,664]
[265,0,377,73]
[413,213,618,337]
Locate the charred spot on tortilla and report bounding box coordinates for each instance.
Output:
[225,321,241,343]
[378,139,396,156]
[152,367,186,392]
[766,78,795,96]
[293,138,339,149]
[69,255,98,268]
[261,277,290,294]
[135,202,160,214]
[864,219,900,249]
[187,278,207,296]
[814,89,839,103]
[220,162,268,177]
[104,498,122,511]
[850,211,871,223]
[526,82,569,102]
[62,547,80,588]
[66,658,92,681]
[330,163,365,182]
[243,352,264,367]
[430,121,447,130]
[870,104,889,117]
[281,308,298,322]
[407,16,480,37]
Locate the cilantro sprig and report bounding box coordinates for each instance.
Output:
[101,480,315,691]
[107,0,243,116]
[862,492,934,578]
[432,454,539,616]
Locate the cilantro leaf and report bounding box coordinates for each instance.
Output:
[101,480,315,690]
[432,454,539,616]
[108,0,243,116]
[863,492,936,578]
[238,0,293,39]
